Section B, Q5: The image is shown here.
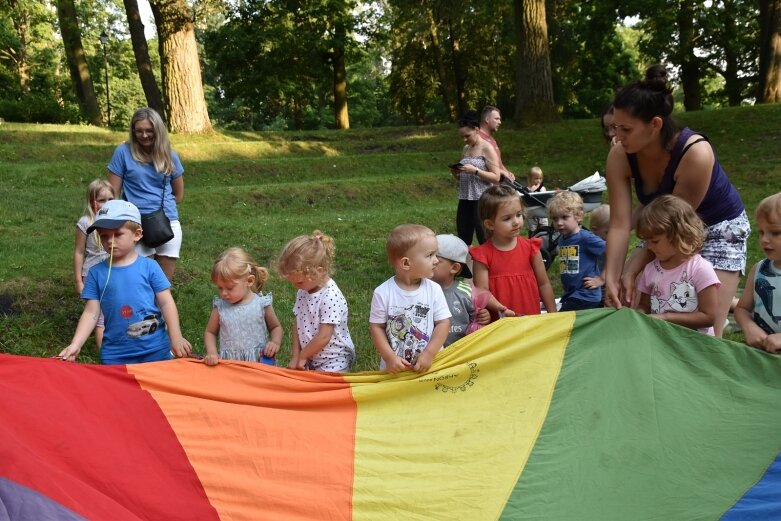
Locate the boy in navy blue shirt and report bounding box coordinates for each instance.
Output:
[549,192,606,311]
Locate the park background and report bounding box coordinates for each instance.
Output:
[1,0,781,370]
[1,1,779,131]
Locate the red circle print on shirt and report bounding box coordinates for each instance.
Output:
[120,306,133,318]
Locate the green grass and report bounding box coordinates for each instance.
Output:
[1,104,780,368]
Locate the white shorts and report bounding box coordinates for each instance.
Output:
[136,219,182,258]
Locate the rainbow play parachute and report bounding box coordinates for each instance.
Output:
[1,308,780,520]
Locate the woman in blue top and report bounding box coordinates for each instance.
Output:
[603,65,750,337]
[109,107,185,281]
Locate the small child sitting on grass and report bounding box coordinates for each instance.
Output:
[370,224,451,373]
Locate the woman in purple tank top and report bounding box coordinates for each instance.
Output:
[603,65,750,337]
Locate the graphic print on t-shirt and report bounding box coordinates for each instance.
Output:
[386,303,431,364]
[649,270,698,314]
[559,245,580,275]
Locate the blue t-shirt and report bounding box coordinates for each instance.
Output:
[558,229,606,304]
[108,143,184,220]
[82,255,171,364]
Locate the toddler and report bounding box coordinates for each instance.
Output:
[370,224,451,373]
[549,191,605,311]
[635,195,720,335]
[203,248,283,366]
[431,234,490,347]
[73,179,115,348]
[470,185,557,317]
[277,231,354,372]
[59,200,192,363]
[735,193,781,352]
[525,166,548,235]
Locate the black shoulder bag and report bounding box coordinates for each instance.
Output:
[140,175,175,248]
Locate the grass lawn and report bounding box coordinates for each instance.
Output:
[1,104,780,370]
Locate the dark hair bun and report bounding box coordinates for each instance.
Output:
[643,64,672,94]
[457,110,480,129]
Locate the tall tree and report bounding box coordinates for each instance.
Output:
[149,0,212,133]
[204,0,355,130]
[56,0,103,126]
[425,6,455,120]
[1,0,31,93]
[547,0,637,118]
[512,0,556,125]
[332,17,350,129]
[698,0,758,106]
[758,0,781,102]
[677,1,701,110]
[123,0,165,118]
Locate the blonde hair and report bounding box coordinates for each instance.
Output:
[212,247,268,293]
[548,191,584,219]
[756,193,781,224]
[386,224,435,262]
[527,166,543,181]
[589,204,610,230]
[636,195,705,256]
[128,107,176,175]
[478,185,524,238]
[84,179,116,251]
[277,230,336,282]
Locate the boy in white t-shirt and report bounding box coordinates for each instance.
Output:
[370,224,451,373]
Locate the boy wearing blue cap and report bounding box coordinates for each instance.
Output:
[58,200,192,364]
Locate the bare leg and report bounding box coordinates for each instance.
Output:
[713,269,740,337]
[155,255,177,282]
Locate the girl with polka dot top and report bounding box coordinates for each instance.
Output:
[277,231,355,372]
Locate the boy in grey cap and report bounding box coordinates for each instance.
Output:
[432,234,489,347]
[58,200,192,364]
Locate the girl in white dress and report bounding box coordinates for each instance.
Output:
[204,248,283,366]
[277,231,355,372]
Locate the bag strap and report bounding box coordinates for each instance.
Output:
[159,174,167,210]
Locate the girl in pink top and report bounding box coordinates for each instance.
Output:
[635,195,720,335]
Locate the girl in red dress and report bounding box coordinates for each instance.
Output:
[470,185,557,317]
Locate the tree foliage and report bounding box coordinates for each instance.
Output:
[204,0,357,130]
[547,0,637,118]
[0,0,776,128]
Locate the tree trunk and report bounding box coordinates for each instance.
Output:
[720,6,742,106]
[6,0,30,93]
[447,17,467,117]
[427,8,455,121]
[512,0,557,126]
[332,20,349,129]
[123,0,166,120]
[56,0,103,126]
[758,0,781,103]
[677,2,701,111]
[149,0,212,134]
